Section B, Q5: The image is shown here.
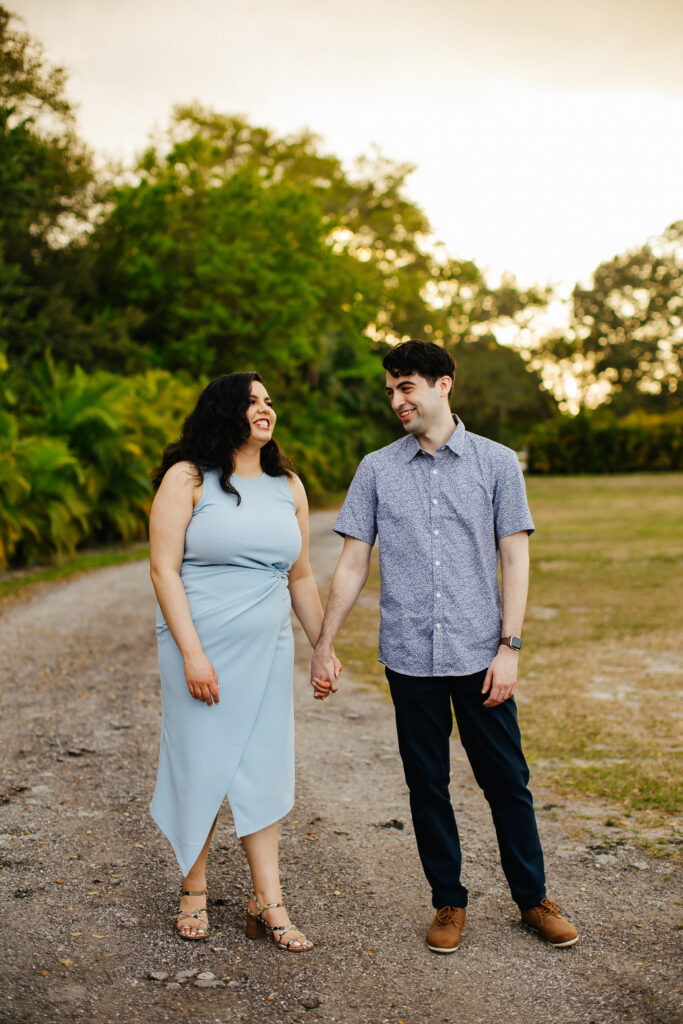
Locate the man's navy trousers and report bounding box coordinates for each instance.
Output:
[385,666,546,911]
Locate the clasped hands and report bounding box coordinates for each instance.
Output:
[310,645,342,701]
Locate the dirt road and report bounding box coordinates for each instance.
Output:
[1,511,680,1024]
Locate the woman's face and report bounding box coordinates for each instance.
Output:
[245,380,276,443]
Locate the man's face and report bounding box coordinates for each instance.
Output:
[384,371,451,435]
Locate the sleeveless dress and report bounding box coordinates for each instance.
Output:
[150,470,302,877]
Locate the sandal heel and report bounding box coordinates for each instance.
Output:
[245,896,314,952]
[246,912,267,940]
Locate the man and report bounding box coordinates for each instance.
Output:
[310,340,578,953]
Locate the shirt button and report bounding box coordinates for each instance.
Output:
[436,592,441,598]
[432,469,438,475]
[436,623,442,629]
[432,499,438,505]
[435,560,440,566]
[433,529,439,535]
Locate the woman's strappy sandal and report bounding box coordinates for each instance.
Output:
[245,896,314,951]
[175,888,210,941]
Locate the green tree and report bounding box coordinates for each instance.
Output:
[541,221,682,414]
[122,106,547,351]
[85,161,371,378]
[448,335,556,446]
[81,106,550,454]
[0,5,96,368]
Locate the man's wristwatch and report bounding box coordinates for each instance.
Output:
[499,635,522,651]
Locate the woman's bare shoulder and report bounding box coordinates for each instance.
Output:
[285,472,308,510]
[159,461,202,491]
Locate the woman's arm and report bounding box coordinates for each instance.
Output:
[286,474,342,689]
[286,474,326,647]
[149,462,219,706]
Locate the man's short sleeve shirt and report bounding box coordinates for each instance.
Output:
[333,418,534,676]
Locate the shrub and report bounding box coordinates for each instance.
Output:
[0,359,203,568]
[526,409,683,474]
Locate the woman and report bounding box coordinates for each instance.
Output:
[149,372,338,950]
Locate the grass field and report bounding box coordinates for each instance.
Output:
[335,473,683,855]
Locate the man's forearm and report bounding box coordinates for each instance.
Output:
[499,550,529,638]
[310,538,372,696]
[316,558,369,651]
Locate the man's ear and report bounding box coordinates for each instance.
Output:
[440,375,453,399]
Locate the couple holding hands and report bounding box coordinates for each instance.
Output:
[148,340,578,954]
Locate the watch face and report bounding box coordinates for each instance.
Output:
[510,636,522,650]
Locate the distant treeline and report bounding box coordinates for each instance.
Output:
[0,7,681,568]
[527,409,683,474]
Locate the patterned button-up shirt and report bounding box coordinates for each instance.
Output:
[333,417,534,677]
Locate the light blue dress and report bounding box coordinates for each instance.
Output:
[150,469,302,876]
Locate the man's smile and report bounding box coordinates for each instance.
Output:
[398,406,416,421]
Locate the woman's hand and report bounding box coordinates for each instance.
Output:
[183,652,220,706]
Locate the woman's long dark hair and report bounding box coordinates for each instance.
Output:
[152,372,294,503]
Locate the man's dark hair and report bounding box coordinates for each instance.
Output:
[382,340,455,386]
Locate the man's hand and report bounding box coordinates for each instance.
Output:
[310,645,341,701]
[481,647,519,707]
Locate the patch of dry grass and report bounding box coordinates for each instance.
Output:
[335,473,683,854]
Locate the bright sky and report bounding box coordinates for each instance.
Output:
[13,0,683,292]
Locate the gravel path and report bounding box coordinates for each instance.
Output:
[0,510,681,1024]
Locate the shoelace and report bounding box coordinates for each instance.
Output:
[537,899,562,917]
[435,906,464,925]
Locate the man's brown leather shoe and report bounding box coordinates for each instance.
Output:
[521,899,578,947]
[426,906,466,953]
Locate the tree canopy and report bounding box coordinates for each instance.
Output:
[1,6,681,567]
[451,335,556,446]
[79,105,548,376]
[540,222,682,414]
[0,5,94,368]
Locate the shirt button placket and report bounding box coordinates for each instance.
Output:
[431,455,441,672]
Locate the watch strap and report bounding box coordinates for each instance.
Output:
[499,635,522,650]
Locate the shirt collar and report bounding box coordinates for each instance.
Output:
[404,415,466,461]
